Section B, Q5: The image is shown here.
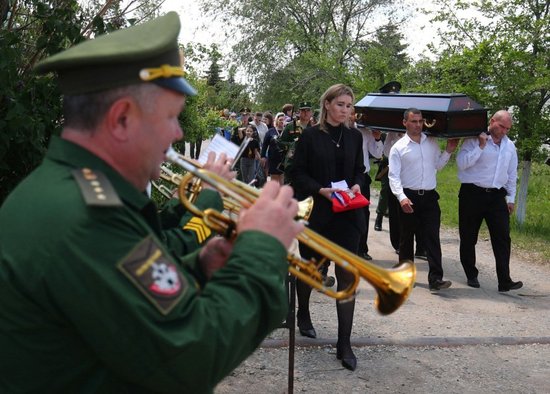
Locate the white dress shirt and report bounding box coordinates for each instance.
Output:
[383,132,402,157]
[251,121,269,145]
[456,135,518,204]
[389,133,452,202]
[359,127,383,172]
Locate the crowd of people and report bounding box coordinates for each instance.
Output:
[195,91,524,372]
[0,11,524,392]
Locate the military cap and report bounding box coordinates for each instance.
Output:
[379,81,401,94]
[240,107,251,114]
[34,12,196,96]
[298,102,312,110]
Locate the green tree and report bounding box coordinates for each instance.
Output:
[205,43,222,89]
[0,0,165,203]
[201,0,402,108]
[183,42,252,114]
[1,0,84,203]
[351,22,410,96]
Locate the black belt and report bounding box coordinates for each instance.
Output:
[403,188,434,196]
[462,183,501,193]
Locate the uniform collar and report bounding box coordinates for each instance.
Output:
[46,136,152,211]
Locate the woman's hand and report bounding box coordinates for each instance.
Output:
[350,184,361,194]
[319,187,338,201]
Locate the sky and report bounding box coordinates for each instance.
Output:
[164,0,442,58]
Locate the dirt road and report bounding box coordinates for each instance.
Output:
[215,188,550,394]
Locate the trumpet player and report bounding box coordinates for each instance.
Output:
[0,13,303,393]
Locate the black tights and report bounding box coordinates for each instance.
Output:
[296,224,360,350]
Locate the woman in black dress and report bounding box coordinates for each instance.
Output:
[289,84,366,371]
[261,112,286,184]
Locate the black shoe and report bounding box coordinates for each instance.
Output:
[297,311,317,338]
[414,251,427,260]
[467,278,480,288]
[299,327,317,338]
[498,281,523,292]
[336,343,357,371]
[323,275,335,287]
[429,279,452,291]
[361,252,373,260]
[374,214,383,231]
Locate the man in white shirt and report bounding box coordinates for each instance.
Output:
[378,132,427,259]
[354,113,384,260]
[389,108,458,291]
[456,110,522,292]
[251,111,269,145]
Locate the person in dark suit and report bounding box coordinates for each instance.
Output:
[289,84,366,371]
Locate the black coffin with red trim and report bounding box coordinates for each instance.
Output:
[355,93,488,137]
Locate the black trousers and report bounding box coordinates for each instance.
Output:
[398,189,443,284]
[388,190,401,251]
[359,174,372,254]
[458,183,512,285]
[297,213,361,340]
[389,190,426,254]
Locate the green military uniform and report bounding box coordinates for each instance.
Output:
[277,102,313,180]
[0,12,289,393]
[278,120,311,183]
[0,137,288,393]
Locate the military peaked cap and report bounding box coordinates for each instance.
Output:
[298,102,312,110]
[378,81,401,94]
[35,12,196,96]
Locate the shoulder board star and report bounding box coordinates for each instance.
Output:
[72,168,123,206]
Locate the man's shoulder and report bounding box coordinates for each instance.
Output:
[302,124,320,135]
[504,136,517,150]
[393,134,409,148]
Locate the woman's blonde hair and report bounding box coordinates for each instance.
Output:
[274,112,285,127]
[318,84,355,132]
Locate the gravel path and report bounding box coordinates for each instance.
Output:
[215,189,550,394]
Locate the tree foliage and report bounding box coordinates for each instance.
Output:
[423,0,549,162]
[0,0,166,203]
[1,0,84,202]
[413,0,550,224]
[201,0,405,109]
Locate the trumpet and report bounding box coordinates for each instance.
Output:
[165,148,415,315]
[154,157,314,220]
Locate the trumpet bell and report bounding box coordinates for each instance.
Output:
[297,196,314,221]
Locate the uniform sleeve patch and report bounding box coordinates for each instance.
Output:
[117,236,187,315]
[183,216,212,244]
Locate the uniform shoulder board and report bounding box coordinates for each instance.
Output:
[118,236,188,315]
[72,168,123,207]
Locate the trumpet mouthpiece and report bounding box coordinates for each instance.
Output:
[165,146,178,161]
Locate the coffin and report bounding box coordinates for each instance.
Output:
[355,93,488,138]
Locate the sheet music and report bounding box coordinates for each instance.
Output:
[197,134,240,165]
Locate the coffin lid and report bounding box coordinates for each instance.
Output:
[355,93,488,137]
